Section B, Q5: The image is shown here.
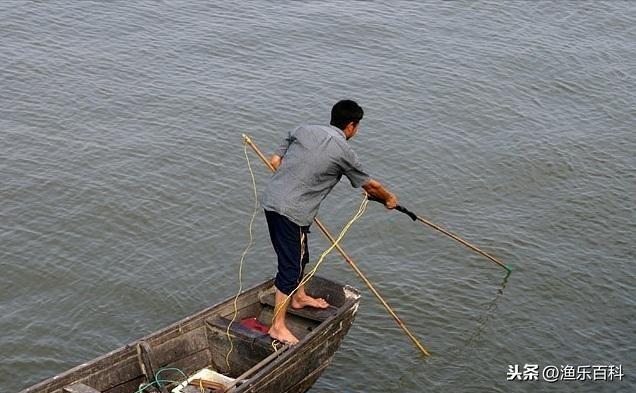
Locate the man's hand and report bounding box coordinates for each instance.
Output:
[270,155,282,171]
[384,194,398,209]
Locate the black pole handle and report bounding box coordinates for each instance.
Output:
[367,195,417,221]
[396,205,418,221]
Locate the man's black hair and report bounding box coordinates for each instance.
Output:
[330,100,364,130]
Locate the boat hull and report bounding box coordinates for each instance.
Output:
[20,276,360,393]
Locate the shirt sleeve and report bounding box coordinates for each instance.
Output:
[273,128,297,157]
[342,148,371,188]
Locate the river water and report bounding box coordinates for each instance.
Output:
[1,1,634,392]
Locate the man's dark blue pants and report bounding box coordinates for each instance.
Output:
[264,210,310,295]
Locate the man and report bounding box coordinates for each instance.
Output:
[262,100,398,344]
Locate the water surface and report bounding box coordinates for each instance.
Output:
[1,1,634,392]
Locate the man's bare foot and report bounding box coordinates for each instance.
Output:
[291,293,329,310]
[268,324,299,345]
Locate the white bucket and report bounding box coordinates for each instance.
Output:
[171,368,235,393]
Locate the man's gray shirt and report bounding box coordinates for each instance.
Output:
[262,124,370,226]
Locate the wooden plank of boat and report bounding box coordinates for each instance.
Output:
[19,276,360,393]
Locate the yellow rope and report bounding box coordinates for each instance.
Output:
[272,194,368,322]
[225,142,259,369]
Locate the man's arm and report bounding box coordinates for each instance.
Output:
[362,179,398,209]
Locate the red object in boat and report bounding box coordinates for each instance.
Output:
[240,317,270,333]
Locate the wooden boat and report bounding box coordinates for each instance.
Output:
[20,276,361,393]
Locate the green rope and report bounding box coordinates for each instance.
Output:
[133,366,189,393]
[154,367,188,387]
[135,379,179,393]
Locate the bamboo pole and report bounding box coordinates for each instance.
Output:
[413,214,511,272]
[382,202,512,274]
[385,203,511,272]
[241,134,431,357]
